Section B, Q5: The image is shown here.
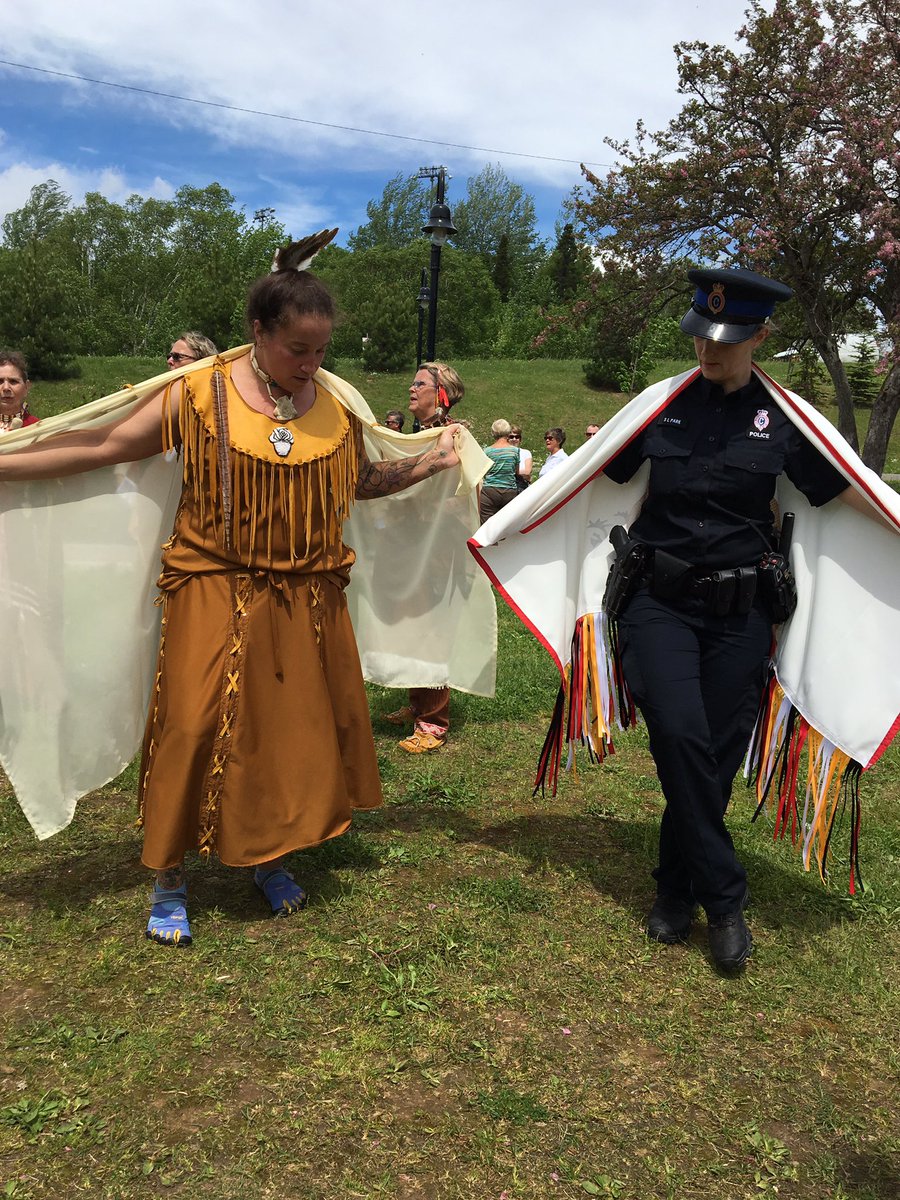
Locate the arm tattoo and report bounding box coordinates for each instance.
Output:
[356,448,447,499]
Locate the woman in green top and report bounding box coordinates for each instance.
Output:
[480,418,521,522]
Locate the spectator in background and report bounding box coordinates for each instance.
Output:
[386,361,467,754]
[0,351,40,433]
[508,424,532,491]
[479,419,520,522]
[539,428,568,478]
[585,423,601,440]
[166,331,218,371]
[384,410,405,432]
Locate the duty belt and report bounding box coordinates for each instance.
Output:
[604,525,797,624]
[648,549,758,617]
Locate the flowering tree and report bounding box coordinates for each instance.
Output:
[573,0,900,471]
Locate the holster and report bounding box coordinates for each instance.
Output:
[603,527,650,620]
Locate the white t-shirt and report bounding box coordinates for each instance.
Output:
[518,447,533,475]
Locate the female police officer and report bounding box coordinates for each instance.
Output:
[603,268,851,970]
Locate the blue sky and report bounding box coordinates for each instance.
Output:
[1,1,761,248]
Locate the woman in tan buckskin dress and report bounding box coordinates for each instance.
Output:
[0,234,463,946]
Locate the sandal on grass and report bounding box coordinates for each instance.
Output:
[254,867,307,917]
[145,885,192,947]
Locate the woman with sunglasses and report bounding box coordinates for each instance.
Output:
[166,331,217,370]
[507,425,532,491]
[539,428,568,477]
[406,361,463,431]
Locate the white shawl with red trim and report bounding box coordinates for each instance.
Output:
[470,367,900,881]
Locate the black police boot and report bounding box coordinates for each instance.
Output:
[647,895,695,944]
[707,910,753,971]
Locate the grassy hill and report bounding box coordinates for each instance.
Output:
[27,353,900,477]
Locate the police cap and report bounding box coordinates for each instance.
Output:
[680,267,793,344]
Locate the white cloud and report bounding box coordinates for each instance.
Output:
[0,0,770,234]
[0,161,176,219]
[3,0,765,181]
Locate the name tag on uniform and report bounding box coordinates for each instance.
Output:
[658,416,684,427]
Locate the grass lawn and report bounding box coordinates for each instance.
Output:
[1,596,899,1199]
[2,354,898,1197]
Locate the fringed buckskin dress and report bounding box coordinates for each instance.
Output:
[138,357,383,869]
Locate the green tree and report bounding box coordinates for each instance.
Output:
[452,164,541,287]
[348,174,432,251]
[791,344,829,407]
[359,281,415,373]
[574,0,900,471]
[61,192,180,355]
[492,233,514,302]
[847,337,880,407]
[546,223,592,303]
[320,244,500,364]
[0,181,83,377]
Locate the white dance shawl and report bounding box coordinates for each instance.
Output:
[0,347,495,840]
[470,366,900,884]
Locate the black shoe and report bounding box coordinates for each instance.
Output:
[708,910,753,971]
[647,895,695,944]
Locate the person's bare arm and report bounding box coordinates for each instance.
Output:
[356,422,461,499]
[0,385,176,482]
[838,484,899,533]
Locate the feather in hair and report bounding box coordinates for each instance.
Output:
[271,228,339,274]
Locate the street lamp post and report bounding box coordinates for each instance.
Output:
[418,166,456,362]
[416,268,430,368]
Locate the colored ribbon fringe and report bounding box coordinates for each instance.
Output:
[745,671,864,893]
[534,612,635,796]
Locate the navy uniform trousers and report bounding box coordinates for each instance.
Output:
[619,589,772,917]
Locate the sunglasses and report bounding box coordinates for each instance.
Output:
[167,352,198,364]
[507,434,521,440]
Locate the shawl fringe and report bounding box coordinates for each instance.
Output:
[745,670,864,893]
[533,612,636,796]
[536,617,866,896]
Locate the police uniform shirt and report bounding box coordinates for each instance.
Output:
[604,374,847,568]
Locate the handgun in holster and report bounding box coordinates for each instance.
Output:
[603,526,650,620]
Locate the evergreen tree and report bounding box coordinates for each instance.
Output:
[359,280,414,373]
[847,337,880,407]
[792,344,829,407]
[547,224,590,302]
[492,234,513,302]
